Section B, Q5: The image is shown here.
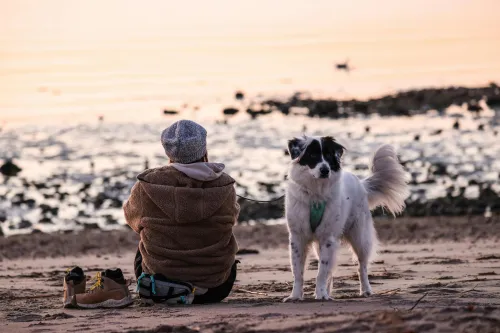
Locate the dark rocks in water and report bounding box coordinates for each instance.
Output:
[57,192,69,201]
[83,223,100,230]
[335,61,350,71]
[257,181,279,194]
[24,199,36,209]
[223,107,239,116]
[104,215,118,225]
[0,210,6,223]
[365,126,370,133]
[33,182,48,190]
[78,210,91,218]
[79,183,91,193]
[468,179,480,186]
[467,100,483,115]
[163,109,178,115]
[430,163,448,176]
[93,193,107,209]
[284,149,290,156]
[246,108,272,119]
[106,198,123,209]
[0,160,22,177]
[478,124,485,131]
[414,134,420,141]
[494,130,498,136]
[11,193,33,207]
[39,217,53,224]
[307,100,339,118]
[352,101,371,114]
[98,115,104,122]
[93,192,122,209]
[486,96,500,109]
[248,84,500,119]
[261,100,290,115]
[453,120,460,130]
[18,220,32,229]
[234,91,245,100]
[39,204,59,216]
[397,179,500,217]
[430,129,443,136]
[237,196,284,222]
[479,184,498,202]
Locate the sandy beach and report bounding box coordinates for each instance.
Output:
[1,216,499,333]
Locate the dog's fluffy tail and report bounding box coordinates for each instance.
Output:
[362,144,409,215]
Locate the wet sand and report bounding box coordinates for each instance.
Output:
[1,216,500,332]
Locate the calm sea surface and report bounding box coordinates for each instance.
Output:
[1,0,499,123]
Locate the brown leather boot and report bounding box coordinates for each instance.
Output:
[73,268,133,309]
[63,266,86,308]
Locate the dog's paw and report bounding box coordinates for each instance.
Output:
[314,294,334,301]
[283,294,304,303]
[314,290,333,301]
[360,289,373,297]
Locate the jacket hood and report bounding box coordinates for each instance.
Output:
[136,165,236,224]
[171,162,225,181]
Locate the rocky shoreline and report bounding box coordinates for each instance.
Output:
[225,83,500,119]
[1,84,500,236]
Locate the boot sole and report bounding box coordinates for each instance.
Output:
[75,296,133,309]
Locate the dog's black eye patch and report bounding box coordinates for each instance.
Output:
[288,138,306,160]
[299,139,323,168]
[321,136,345,172]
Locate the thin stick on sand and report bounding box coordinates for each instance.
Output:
[459,283,479,297]
[20,294,60,299]
[409,292,429,311]
[234,288,269,296]
[377,288,401,295]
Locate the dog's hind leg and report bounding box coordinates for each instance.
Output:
[283,233,308,302]
[345,214,377,297]
[315,237,339,300]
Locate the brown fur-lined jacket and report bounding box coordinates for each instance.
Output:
[123,163,239,288]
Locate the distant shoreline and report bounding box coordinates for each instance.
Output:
[2,82,500,126]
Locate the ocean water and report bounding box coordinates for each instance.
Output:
[1,109,499,236]
[1,0,500,124]
[1,1,500,235]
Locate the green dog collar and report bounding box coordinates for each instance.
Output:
[310,201,326,232]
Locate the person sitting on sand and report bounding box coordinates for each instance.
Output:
[123,120,240,304]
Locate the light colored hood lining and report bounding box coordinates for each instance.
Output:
[171,162,225,181]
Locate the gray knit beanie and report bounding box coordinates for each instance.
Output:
[161,120,207,163]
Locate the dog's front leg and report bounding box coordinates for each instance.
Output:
[315,238,338,300]
[283,234,307,302]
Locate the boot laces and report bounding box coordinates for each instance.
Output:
[89,272,104,292]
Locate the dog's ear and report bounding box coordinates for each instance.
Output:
[323,136,346,159]
[288,138,305,160]
[335,142,346,159]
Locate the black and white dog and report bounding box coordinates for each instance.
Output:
[284,136,409,301]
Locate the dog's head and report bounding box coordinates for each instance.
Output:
[287,135,345,181]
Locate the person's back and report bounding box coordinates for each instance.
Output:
[123,120,239,304]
